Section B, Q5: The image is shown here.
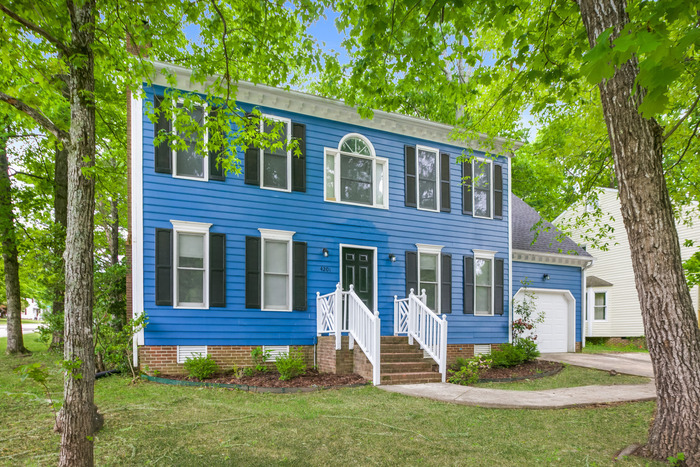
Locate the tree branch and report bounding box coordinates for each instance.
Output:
[0,3,70,56]
[663,94,700,142]
[0,91,68,141]
[667,117,700,171]
[210,0,232,103]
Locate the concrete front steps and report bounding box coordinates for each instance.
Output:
[380,336,442,385]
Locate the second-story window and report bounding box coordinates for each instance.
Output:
[324,133,389,209]
[261,116,292,192]
[473,159,492,218]
[173,103,208,181]
[417,145,439,211]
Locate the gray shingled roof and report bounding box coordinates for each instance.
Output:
[512,195,592,258]
[587,275,613,287]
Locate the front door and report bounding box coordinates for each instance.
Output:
[342,247,374,310]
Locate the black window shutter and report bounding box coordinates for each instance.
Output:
[440,153,451,212]
[291,123,306,192]
[405,251,418,296]
[154,95,172,174]
[293,241,307,310]
[463,256,474,314]
[462,161,473,215]
[494,164,503,219]
[208,108,226,181]
[441,254,452,314]
[155,228,173,306]
[495,258,505,315]
[405,146,417,207]
[209,233,226,307]
[245,236,261,308]
[244,113,260,185]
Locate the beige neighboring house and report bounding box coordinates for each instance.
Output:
[556,187,700,339]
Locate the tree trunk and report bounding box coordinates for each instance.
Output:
[0,119,27,355]
[578,0,700,462]
[51,142,68,350]
[56,1,101,465]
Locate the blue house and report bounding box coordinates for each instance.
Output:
[128,62,592,385]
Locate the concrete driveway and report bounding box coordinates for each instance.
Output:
[0,322,42,338]
[539,352,654,378]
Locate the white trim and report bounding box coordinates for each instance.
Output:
[472,249,497,259]
[263,345,290,361]
[514,287,577,353]
[131,93,145,365]
[416,244,444,255]
[472,158,494,219]
[416,244,443,313]
[339,244,379,311]
[171,221,212,309]
[474,254,496,316]
[172,99,209,182]
[508,156,513,343]
[323,135,390,210]
[259,114,292,192]
[415,145,440,212]
[259,228,296,312]
[151,61,522,155]
[474,344,492,355]
[591,289,609,322]
[512,249,594,268]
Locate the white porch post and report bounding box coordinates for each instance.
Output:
[373,309,381,385]
[440,315,448,382]
[393,295,399,336]
[334,282,342,350]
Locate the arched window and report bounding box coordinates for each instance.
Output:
[324,133,389,208]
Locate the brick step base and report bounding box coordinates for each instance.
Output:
[381,371,442,384]
[377,336,441,384]
[381,352,430,363]
[381,361,434,374]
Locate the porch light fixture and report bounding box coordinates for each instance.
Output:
[322,248,329,257]
[543,274,550,281]
[389,254,396,262]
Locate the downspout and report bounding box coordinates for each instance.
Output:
[581,259,594,349]
[508,155,513,343]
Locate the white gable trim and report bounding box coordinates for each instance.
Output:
[513,249,593,268]
[150,61,521,155]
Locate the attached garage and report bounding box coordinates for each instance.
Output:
[514,288,576,353]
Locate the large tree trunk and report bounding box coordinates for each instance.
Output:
[51,142,68,350]
[578,0,700,462]
[0,118,27,355]
[56,1,101,465]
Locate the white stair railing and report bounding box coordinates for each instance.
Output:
[406,288,448,382]
[346,285,381,386]
[394,290,427,335]
[317,283,381,385]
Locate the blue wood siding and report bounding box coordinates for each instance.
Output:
[512,261,583,343]
[141,84,510,346]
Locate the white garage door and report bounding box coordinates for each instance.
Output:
[515,289,573,353]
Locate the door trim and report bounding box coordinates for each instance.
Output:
[514,287,576,353]
[339,244,378,312]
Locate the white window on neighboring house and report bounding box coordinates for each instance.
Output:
[173,102,208,181]
[171,220,212,309]
[324,133,389,209]
[260,229,295,311]
[416,145,439,212]
[594,292,607,320]
[474,251,495,316]
[472,159,493,218]
[260,115,292,192]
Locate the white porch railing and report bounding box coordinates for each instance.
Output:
[316,283,381,385]
[396,289,448,382]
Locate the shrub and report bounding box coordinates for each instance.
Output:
[448,354,492,385]
[243,367,256,377]
[275,347,307,381]
[184,354,218,380]
[251,347,272,373]
[490,344,527,368]
[514,339,540,362]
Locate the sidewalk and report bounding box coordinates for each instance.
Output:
[379,353,656,409]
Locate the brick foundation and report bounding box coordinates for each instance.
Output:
[317,336,374,380]
[139,345,314,376]
[575,341,582,352]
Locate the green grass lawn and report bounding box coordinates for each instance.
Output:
[583,343,649,354]
[473,365,650,391]
[1,334,661,466]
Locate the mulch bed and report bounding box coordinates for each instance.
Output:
[161,368,367,388]
[477,360,564,382]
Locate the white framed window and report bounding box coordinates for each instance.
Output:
[473,249,496,316]
[324,133,389,209]
[259,228,295,311]
[594,291,607,321]
[260,115,292,192]
[417,244,443,313]
[171,220,212,309]
[416,145,440,212]
[173,101,208,181]
[472,159,493,219]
